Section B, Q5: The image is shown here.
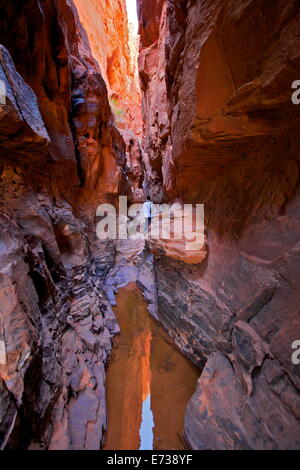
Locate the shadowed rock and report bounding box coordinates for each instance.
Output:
[138,0,300,449]
[0,45,49,156]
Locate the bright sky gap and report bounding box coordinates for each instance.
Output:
[125,0,138,34]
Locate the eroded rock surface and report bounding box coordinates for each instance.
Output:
[73,0,144,202]
[1,0,300,452]
[0,0,126,450]
[138,0,300,449]
[73,0,142,136]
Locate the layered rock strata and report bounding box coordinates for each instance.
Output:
[73,0,144,202]
[138,0,300,449]
[73,0,142,136]
[0,0,125,449]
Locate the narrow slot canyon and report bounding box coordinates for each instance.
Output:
[0,0,300,452]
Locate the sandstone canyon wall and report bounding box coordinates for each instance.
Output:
[0,0,128,449]
[1,0,300,452]
[138,0,300,449]
[73,0,144,202]
[73,0,141,132]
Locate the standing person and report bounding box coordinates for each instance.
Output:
[143,196,156,234]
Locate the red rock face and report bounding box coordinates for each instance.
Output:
[137,0,168,201]
[73,0,142,136]
[1,0,300,452]
[72,0,144,202]
[0,0,126,450]
[138,0,300,449]
[0,0,128,209]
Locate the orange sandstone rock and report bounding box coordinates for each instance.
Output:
[0,0,127,450]
[138,0,300,450]
[73,0,142,136]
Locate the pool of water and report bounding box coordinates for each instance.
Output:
[103,283,199,450]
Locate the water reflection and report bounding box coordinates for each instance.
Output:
[103,283,199,450]
[139,395,154,450]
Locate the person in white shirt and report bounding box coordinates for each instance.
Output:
[143,196,156,233]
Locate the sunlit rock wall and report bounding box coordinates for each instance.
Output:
[73,0,142,135]
[73,0,144,201]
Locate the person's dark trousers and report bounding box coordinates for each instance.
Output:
[144,217,152,233]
